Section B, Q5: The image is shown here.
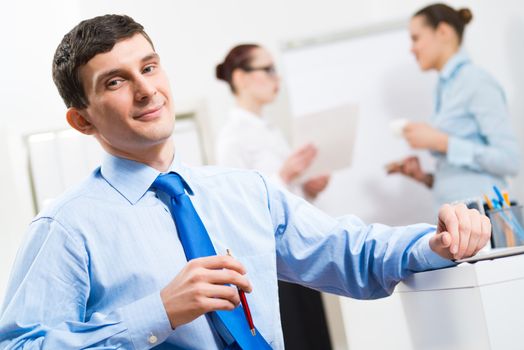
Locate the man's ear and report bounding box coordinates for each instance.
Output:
[66,108,96,135]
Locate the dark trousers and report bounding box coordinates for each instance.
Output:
[278,281,332,350]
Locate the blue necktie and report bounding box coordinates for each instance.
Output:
[152,173,272,350]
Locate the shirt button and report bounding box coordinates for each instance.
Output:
[148,334,158,344]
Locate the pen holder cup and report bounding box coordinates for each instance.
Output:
[487,205,524,248]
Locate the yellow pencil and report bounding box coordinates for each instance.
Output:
[502,191,511,207]
[483,194,494,210]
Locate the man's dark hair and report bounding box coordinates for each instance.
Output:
[52,14,154,109]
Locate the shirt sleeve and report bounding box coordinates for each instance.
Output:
[259,175,454,300]
[446,78,521,177]
[0,218,173,350]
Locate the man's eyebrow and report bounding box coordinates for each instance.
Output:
[142,53,160,63]
[94,53,160,87]
[95,68,124,87]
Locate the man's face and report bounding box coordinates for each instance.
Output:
[77,33,175,157]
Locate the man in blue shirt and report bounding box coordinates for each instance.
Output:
[0,15,491,349]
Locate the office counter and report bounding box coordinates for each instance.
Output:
[335,253,524,350]
[398,254,524,350]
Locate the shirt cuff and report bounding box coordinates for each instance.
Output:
[412,233,456,271]
[446,136,479,169]
[120,292,173,350]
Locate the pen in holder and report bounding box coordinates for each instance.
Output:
[487,205,524,248]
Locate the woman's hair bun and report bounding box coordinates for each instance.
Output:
[458,8,473,25]
[217,44,259,92]
[216,63,226,81]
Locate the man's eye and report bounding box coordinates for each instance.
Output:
[107,79,123,88]
[143,65,155,74]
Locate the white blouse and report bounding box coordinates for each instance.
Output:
[216,106,304,195]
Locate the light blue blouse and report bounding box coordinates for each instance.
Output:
[430,51,520,206]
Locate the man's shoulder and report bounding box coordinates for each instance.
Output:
[187,164,265,184]
[33,167,112,222]
[184,164,276,198]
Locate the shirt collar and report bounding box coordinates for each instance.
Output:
[100,152,194,205]
[439,50,470,81]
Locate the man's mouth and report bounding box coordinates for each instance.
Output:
[134,103,165,120]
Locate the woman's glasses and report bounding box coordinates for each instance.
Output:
[242,65,277,76]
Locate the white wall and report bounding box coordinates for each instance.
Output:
[1,1,523,349]
[0,0,81,302]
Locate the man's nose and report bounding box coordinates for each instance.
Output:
[134,76,156,101]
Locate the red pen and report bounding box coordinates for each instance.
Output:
[226,249,256,336]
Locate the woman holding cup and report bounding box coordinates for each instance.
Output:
[387,4,520,207]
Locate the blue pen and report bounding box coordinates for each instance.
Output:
[493,186,506,207]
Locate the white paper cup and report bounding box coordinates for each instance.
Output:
[389,118,408,138]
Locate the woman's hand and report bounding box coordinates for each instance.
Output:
[386,156,434,188]
[403,122,448,153]
[279,143,317,184]
[303,174,330,199]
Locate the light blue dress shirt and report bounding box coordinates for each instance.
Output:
[430,51,520,206]
[0,153,453,349]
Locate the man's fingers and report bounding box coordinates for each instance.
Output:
[433,204,493,261]
[438,204,459,255]
[206,295,238,312]
[464,209,482,257]
[454,204,472,259]
[203,284,241,306]
[438,231,452,248]
[207,269,252,293]
[193,255,246,275]
[474,215,492,255]
[191,256,253,292]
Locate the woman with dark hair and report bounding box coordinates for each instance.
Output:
[215,45,330,199]
[387,4,520,207]
[215,45,332,350]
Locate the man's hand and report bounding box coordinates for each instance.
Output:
[161,255,252,329]
[430,203,491,260]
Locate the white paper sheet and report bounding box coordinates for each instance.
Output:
[292,103,358,180]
